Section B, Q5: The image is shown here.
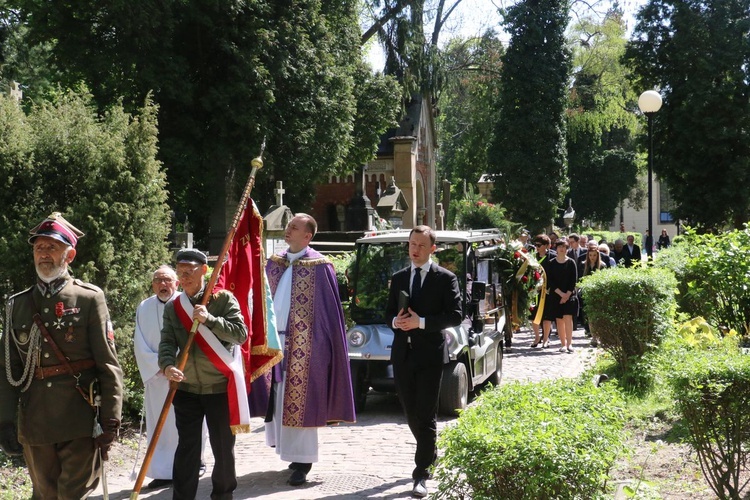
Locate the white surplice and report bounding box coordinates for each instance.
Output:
[134,293,181,479]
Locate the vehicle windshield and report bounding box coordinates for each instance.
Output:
[350,240,466,324]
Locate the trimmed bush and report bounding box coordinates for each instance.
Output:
[579,267,676,372]
[434,379,625,499]
[667,327,750,499]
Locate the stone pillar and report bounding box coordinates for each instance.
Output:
[391,136,417,228]
[346,166,375,230]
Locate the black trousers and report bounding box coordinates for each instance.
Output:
[173,390,236,500]
[392,345,443,480]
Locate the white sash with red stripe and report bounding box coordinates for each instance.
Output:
[174,293,251,434]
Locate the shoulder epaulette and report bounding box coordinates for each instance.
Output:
[73,279,104,293]
[6,286,34,304]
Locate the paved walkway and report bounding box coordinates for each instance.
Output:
[96,327,597,499]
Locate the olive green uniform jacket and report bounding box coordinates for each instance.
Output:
[158,288,247,394]
[0,274,124,445]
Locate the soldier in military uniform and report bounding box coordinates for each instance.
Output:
[0,213,124,499]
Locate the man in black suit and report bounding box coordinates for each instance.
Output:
[385,226,462,498]
[623,234,641,267]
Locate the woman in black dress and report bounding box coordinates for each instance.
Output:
[547,240,578,353]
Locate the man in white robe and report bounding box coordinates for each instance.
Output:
[134,265,206,489]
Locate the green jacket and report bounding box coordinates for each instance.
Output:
[158,288,247,394]
[0,274,124,445]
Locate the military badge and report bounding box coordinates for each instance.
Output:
[65,326,75,343]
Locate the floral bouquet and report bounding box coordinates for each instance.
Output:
[496,240,546,330]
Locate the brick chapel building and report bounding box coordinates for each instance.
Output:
[311,94,439,231]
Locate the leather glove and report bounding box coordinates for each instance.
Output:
[0,421,23,456]
[94,418,120,461]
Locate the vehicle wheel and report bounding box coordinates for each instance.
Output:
[350,362,368,413]
[487,346,503,387]
[439,361,468,417]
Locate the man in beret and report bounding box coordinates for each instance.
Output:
[0,212,124,498]
[159,248,248,500]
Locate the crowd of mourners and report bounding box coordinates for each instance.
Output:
[518,228,672,349]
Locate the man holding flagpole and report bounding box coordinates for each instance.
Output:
[159,249,248,500]
[265,213,355,487]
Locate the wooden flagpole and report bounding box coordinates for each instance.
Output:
[130,141,265,499]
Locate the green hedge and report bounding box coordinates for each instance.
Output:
[434,379,625,499]
[579,230,641,246]
[666,325,750,499]
[579,267,676,373]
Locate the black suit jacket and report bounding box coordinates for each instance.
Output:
[386,262,462,367]
[623,244,641,267]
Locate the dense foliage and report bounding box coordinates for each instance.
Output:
[437,34,504,199]
[566,9,641,226]
[579,267,677,373]
[655,228,750,336]
[452,193,512,234]
[0,90,171,414]
[435,378,626,499]
[624,0,750,230]
[487,0,572,233]
[1,1,400,247]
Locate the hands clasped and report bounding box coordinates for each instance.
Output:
[395,307,420,331]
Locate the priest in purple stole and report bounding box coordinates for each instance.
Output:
[265,213,356,486]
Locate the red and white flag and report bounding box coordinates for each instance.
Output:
[215,199,282,415]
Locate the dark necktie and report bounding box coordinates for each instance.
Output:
[411,267,422,304]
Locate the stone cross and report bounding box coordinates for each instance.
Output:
[274,181,285,206]
[9,81,22,102]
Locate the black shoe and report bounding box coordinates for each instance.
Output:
[412,479,427,498]
[145,479,172,490]
[288,468,308,486]
[288,462,312,472]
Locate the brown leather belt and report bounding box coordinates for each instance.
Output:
[34,359,96,380]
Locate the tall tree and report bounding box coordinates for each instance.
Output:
[487,0,572,232]
[2,1,399,247]
[437,33,504,197]
[566,8,640,226]
[624,0,750,229]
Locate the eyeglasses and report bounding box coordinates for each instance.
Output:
[152,277,175,284]
[175,265,201,279]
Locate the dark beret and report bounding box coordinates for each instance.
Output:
[175,248,207,265]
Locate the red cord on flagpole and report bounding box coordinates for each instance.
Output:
[130,139,266,499]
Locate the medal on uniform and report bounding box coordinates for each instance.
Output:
[65,325,75,343]
[54,302,65,330]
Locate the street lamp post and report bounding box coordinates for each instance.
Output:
[638,90,662,260]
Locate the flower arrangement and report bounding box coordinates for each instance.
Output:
[496,240,545,330]
[452,189,513,235]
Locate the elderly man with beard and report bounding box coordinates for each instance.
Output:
[0,212,123,499]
